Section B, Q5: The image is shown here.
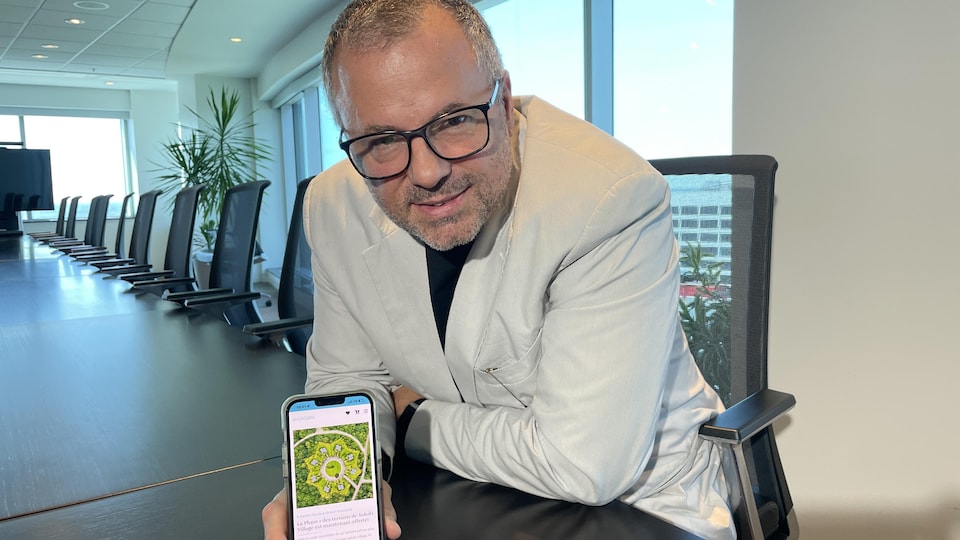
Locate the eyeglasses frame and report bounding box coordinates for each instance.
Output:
[339,79,502,181]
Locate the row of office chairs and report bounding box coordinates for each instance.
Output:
[51,180,313,356]
[30,195,81,244]
[29,180,313,359]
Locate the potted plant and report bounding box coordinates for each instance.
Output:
[155,86,271,285]
[678,242,732,405]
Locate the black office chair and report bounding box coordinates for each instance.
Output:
[88,190,161,274]
[650,155,797,540]
[55,194,113,254]
[162,180,270,327]
[242,177,315,355]
[28,195,70,240]
[38,195,81,244]
[48,195,100,250]
[70,192,134,259]
[119,185,206,293]
[75,192,149,264]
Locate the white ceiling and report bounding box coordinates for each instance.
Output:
[0,0,341,89]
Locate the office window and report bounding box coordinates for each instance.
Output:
[700,219,718,228]
[481,0,585,118]
[681,219,698,228]
[613,0,733,158]
[317,87,345,171]
[0,115,20,144]
[16,114,131,220]
[681,206,699,215]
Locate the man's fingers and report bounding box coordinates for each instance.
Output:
[262,488,289,540]
[382,481,402,539]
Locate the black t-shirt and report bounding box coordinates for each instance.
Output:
[425,241,473,349]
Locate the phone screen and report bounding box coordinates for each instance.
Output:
[284,393,383,540]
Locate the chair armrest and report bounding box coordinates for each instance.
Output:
[90,257,133,269]
[243,316,314,339]
[60,244,96,254]
[50,240,83,248]
[183,291,261,308]
[164,287,233,303]
[140,276,196,288]
[75,252,117,263]
[39,235,69,244]
[121,269,175,283]
[699,389,796,444]
[100,263,151,276]
[69,246,108,256]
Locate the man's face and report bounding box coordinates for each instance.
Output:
[333,7,514,251]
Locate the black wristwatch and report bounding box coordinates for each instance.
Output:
[395,398,426,459]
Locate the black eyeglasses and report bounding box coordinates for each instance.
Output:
[339,80,501,181]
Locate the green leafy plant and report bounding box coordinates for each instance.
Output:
[155,86,271,250]
[678,242,732,405]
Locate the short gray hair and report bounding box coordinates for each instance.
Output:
[321,0,503,127]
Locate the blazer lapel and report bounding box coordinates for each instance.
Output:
[444,161,520,403]
[361,214,464,401]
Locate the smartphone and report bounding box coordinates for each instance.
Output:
[282,392,385,540]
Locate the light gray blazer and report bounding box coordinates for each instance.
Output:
[303,96,734,539]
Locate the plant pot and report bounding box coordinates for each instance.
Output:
[192,249,214,289]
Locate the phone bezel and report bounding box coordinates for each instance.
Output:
[281,391,385,540]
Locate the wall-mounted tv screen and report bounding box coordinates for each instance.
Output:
[1,149,54,212]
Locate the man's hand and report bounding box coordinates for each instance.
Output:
[262,484,402,539]
[392,386,424,419]
[262,488,288,540]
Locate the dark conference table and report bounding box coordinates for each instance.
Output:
[0,235,700,539]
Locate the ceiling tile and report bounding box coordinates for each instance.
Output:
[129,3,191,24]
[113,18,180,38]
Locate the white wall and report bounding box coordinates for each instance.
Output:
[734,2,960,538]
[129,88,180,269]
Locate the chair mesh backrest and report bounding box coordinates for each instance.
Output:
[164,185,204,277]
[63,196,81,238]
[128,190,161,265]
[86,194,112,247]
[277,178,315,355]
[209,180,270,326]
[649,155,777,406]
[81,196,101,245]
[114,193,134,257]
[54,196,69,236]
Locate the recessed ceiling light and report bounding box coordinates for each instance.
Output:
[105,81,115,86]
[74,1,110,10]
[41,43,59,49]
[230,37,243,43]
[65,18,86,25]
[32,54,48,59]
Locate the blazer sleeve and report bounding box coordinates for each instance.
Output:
[403,171,688,505]
[302,181,399,460]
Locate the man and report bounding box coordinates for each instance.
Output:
[264,0,733,538]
